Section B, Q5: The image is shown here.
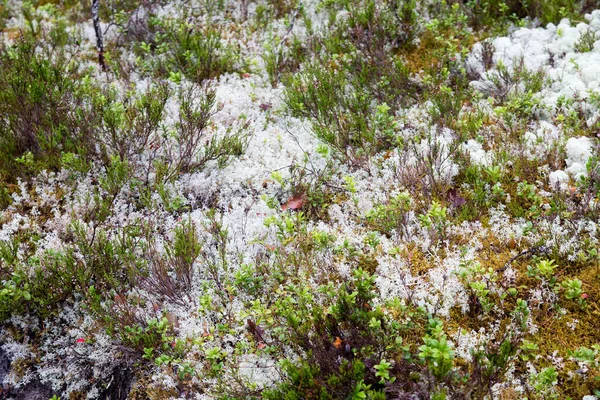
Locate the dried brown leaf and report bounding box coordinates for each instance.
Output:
[281,194,305,211]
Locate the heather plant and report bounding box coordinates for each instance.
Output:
[78,79,250,185]
[455,163,507,219]
[145,219,201,305]
[463,0,586,30]
[477,58,547,106]
[0,216,150,322]
[0,31,93,181]
[283,0,420,167]
[284,60,390,166]
[574,153,600,218]
[263,0,299,19]
[365,191,413,238]
[0,2,251,202]
[0,125,243,328]
[134,13,239,83]
[170,85,251,175]
[262,27,306,86]
[84,81,170,165]
[575,28,598,52]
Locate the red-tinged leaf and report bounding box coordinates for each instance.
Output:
[258,342,267,350]
[247,319,266,344]
[247,319,257,332]
[255,324,265,336]
[281,194,305,211]
[247,319,265,336]
[76,338,86,344]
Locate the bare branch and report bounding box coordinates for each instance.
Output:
[92,0,107,71]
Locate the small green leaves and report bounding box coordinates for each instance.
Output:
[560,278,587,309]
[562,278,583,300]
[418,319,455,380]
[374,359,395,384]
[419,201,447,229]
[530,367,558,393]
[527,258,558,282]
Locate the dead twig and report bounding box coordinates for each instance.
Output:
[496,244,550,273]
[92,0,107,71]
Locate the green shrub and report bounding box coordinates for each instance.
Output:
[135,14,239,83]
[418,318,454,380]
[146,219,202,305]
[0,35,94,180]
[283,0,419,167]
[464,0,585,31]
[365,191,413,238]
[83,81,170,164]
[265,269,430,398]
[170,85,250,175]
[0,270,31,320]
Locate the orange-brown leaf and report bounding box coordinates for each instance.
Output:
[333,336,343,349]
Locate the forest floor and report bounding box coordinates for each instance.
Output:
[1,1,600,399]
